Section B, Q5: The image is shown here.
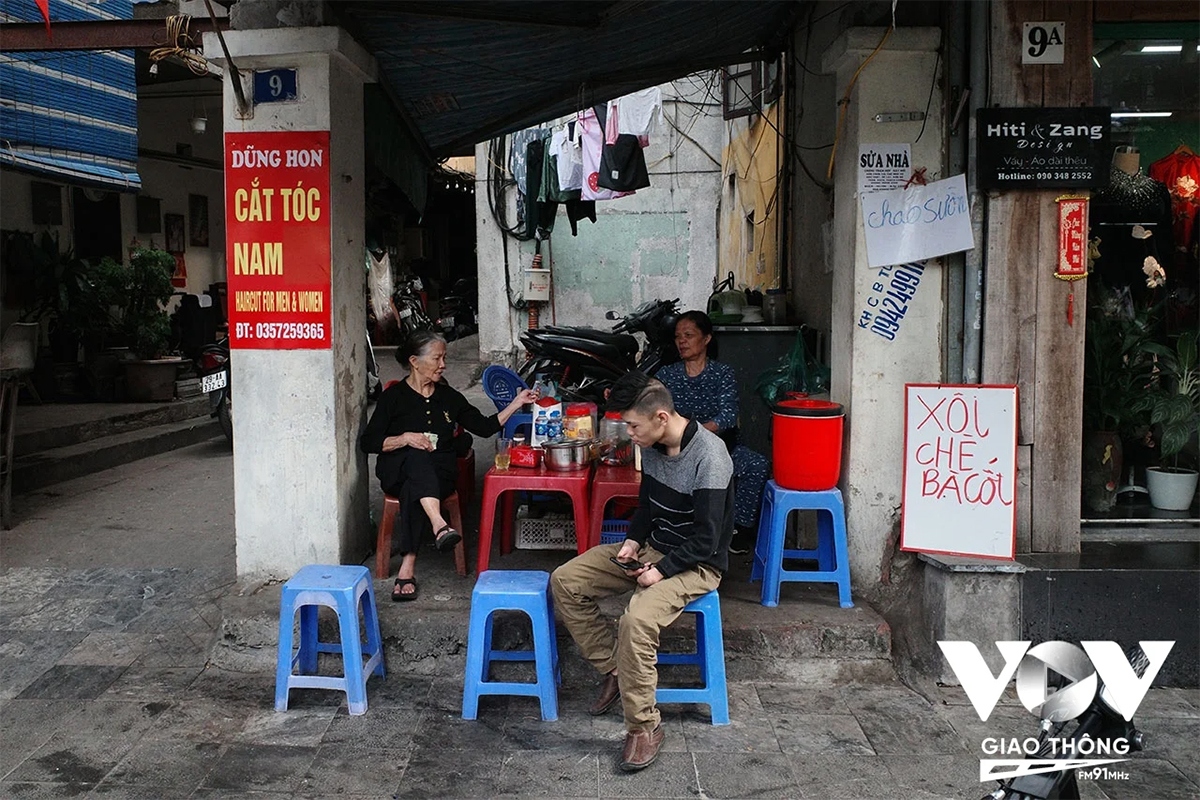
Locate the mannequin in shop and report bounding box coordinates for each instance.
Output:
[1089,146,1174,302]
[1149,143,1200,322]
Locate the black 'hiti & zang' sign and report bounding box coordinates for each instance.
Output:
[976,107,1112,190]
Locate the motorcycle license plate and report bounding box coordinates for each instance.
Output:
[200,371,227,393]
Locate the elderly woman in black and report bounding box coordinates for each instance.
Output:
[361,331,535,601]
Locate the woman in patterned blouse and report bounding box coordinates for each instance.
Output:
[655,311,770,552]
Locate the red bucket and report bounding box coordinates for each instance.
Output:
[772,399,844,491]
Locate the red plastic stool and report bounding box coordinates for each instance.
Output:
[587,465,641,549]
[456,448,476,507]
[376,491,467,579]
[476,465,592,574]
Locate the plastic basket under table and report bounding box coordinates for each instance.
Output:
[513,518,632,550]
[598,520,630,546]
[514,514,576,550]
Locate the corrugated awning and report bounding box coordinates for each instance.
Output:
[334,1,799,157]
[0,0,141,191]
[0,148,139,187]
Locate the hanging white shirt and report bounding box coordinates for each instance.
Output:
[550,124,583,192]
[616,87,663,138]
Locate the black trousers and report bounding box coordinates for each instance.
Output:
[381,449,459,555]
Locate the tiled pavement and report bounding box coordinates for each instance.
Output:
[1,567,1197,799]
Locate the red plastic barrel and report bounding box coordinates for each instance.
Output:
[772,399,845,491]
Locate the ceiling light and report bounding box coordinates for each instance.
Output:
[1140,44,1183,53]
[1111,111,1173,118]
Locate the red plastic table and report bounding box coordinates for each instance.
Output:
[476,465,592,574]
[587,464,642,549]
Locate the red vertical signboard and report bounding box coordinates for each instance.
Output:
[1055,196,1089,278]
[1054,195,1089,326]
[225,131,331,349]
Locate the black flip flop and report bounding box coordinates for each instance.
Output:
[434,525,462,552]
[391,578,419,602]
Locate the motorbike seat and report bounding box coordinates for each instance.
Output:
[522,331,635,367]
[540,326,639,357]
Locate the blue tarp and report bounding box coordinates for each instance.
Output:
[0,0,141,191]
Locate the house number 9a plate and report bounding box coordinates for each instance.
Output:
[1023,22,1064,65]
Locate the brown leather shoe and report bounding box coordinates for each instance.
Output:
[589,672,620,716]
[619,725,664,772]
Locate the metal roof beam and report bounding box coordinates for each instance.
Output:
[0,18,229,52]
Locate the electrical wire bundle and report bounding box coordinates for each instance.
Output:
[149,16,209,77]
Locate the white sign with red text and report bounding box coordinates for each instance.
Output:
[901,384,1018,560]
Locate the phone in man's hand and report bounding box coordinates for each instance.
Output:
[610,556,645,571]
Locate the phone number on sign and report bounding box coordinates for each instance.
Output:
[1035,171,1093,181]
[236,322,326,340]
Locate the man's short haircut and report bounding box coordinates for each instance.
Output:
[608,371,675,416]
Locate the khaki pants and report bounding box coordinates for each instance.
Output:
[550,542,722,733]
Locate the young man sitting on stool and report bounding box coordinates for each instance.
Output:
[550,371,735,772]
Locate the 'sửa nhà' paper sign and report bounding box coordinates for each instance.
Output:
[860,174,974,269]
[858,143,913,193]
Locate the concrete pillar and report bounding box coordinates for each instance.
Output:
[474,141,523,364]
[821,28,945,592]
[206,28,375,579]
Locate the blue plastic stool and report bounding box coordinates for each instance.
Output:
[751,481,853,608]
[596,525,731,723]
[274,565,385,716]
[656,589,730,725]
[482,365,532,439]
[462,570,560,721]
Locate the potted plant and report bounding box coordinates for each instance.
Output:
[1132,329,1200,511]
[3,231,92,396]
[102,247,179,401]
[1081,288,1158,512]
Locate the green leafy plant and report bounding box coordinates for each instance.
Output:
[79,248,176,359]
[2,230,89,325]
[117,247,176,359]
[1132,329,1200,470]
[1082,289,1159,434]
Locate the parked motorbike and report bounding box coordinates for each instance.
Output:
[199,330,380,446]
[392,275,434,339]
[197,337,231,443]
[366,328,382,402]
[981,644,1151,800]
[519,298,681,402]
[437,277,478,342]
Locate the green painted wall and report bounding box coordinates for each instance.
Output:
[523,211,690,310]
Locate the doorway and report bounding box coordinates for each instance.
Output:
[71,188,123,263]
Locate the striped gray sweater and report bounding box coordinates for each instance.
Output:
[628,419,736,577]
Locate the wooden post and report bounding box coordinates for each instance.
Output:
[982,0,1092,553]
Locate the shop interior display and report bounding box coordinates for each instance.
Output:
[1083,35,1198,515]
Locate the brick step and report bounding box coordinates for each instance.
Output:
[12,416,224,494]
[14,396,214,456]
[209,554,893,687]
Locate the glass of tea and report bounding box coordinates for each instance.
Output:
[494,437,512,470]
